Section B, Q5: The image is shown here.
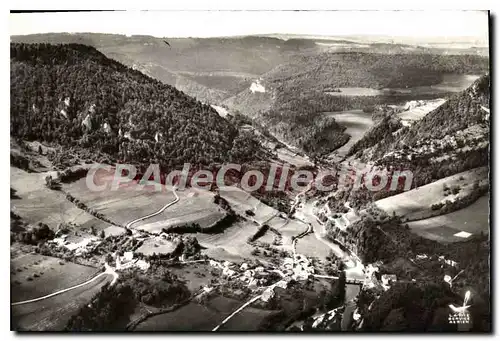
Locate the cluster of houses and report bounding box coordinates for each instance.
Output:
[50,234,102,256]
[281,254,315,281]
[115,251,150,271]
[205,254,319,303]
[208,259,271,290]
[361,263,398,291]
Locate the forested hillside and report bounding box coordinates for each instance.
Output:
[328,209,490,332]
[10,43,264,168]
[400,74,490,146]
[264,52,489,91]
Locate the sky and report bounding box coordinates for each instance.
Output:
[9,10,489,45]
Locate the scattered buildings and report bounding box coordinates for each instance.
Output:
[50,235,101,256]
[261,288,275,302]
[115,251,150,271]
[381,274,397,290]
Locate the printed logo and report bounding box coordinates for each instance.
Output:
[448,290,471,325]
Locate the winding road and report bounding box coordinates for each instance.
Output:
[12,188,181,307]
[125,187,179,230]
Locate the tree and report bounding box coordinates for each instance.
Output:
[45,175,61,190]
[381,308,408,331]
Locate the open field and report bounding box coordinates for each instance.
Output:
[135,237,178,256]
[169,263,220,292]
[218,187,279,225]
[133,302,222,331]
[277,219,309,246]
[133,295,275,331]
[201,247,247,263]
[397,98,446,125]
[61,176,178,226]
[327,88,384,96]
[295,234,333,259]
[195,221,260,260]
[11,273,111,331]
[11,253,100,302]
[135,189,225,233]
[325,109,374,157]
[63,177,225,233]
[11,167,110,231]
[408,195,489,243]
[374,167,488,221]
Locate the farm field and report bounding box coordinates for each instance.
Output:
[11,273,111,331]
[133,295,275,331]
[218,186,279,224]
[61,175,178,227]
[10,167,110,231]
[135,237,178,256]
[325,109,374,157]
[133,302,220,331]
[195,221,260,260]
[62,176,225,232]
[135,189,225,233]
[408,194,489,243]
[374,166,488,221]
[295,234,332,259]
[169,263,220,292]
[11,252,100,302]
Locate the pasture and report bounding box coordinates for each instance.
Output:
[397,98,446,124]
[11,167,110,231]
[374,167,488,221]
[169,262,220,292]
[11,273,111,331]
[61,175,178,227]
[133,295,275,331]
[295,234,332,259]
[135,189,225,233]
[135,237,178,256]
[62,176,225,233]
[218,186,279,225]
[10,252,110,331]
[408,195,489,243]
[11,253,100,302]
[195,221,260,260]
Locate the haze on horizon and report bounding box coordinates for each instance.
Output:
[10,10,489,46]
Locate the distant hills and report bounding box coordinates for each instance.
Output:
[10,33,311,104]
[225,52,488,154]
[353,74,490,189]
[10,33,489,106]
[10,34,490,157]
